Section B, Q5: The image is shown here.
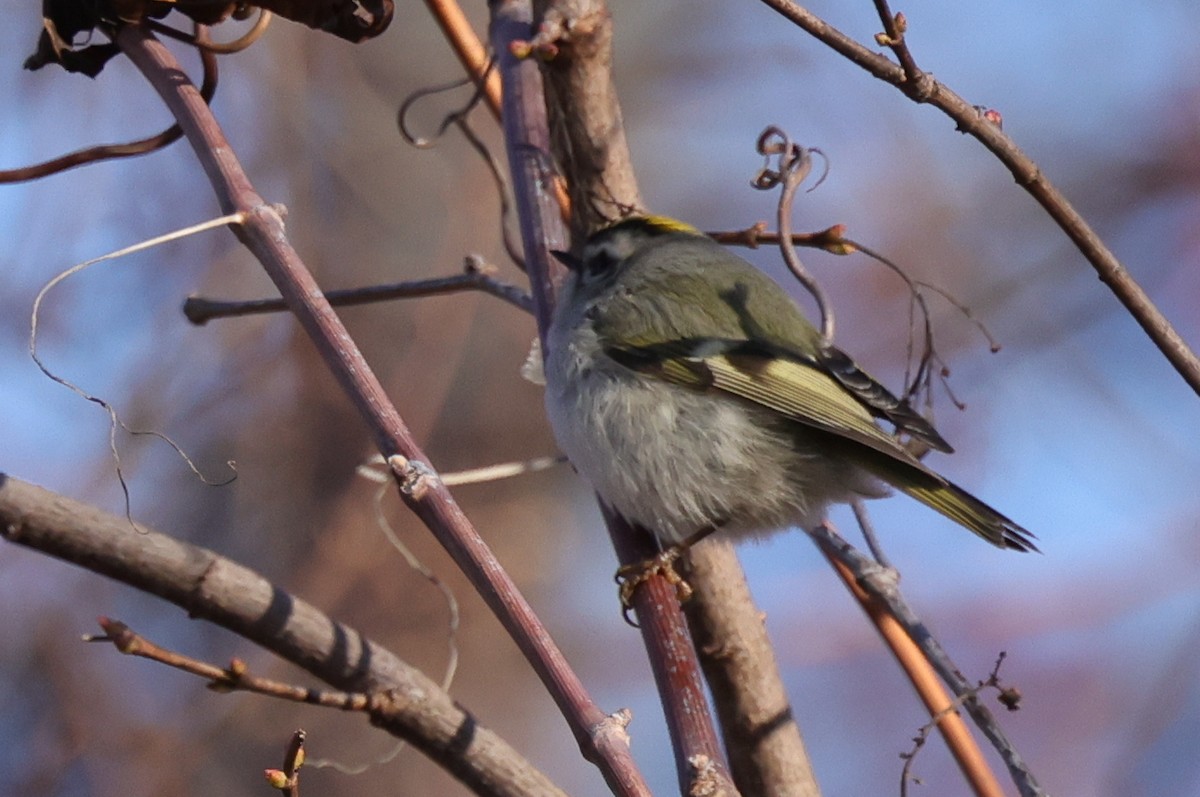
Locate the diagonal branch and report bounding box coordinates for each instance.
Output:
[757,0,1200,398]
[811,523,1046,797]
[113,22,642,796]
[495,0,745,792]
[425,0,504,119]
[0,474,565,797]
[488,5,653,795]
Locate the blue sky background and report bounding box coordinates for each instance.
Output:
[3,1,1200,795]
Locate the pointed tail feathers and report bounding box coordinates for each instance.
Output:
[897,478,1038,552]
[860,453,1039,552]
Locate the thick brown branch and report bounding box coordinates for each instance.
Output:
[532,0,644,233]
[510,0,758,792]
[682,538,821,797]
[602,507,733,795]
[492,0,570,335]
[489,5,651,794]
[517,1,821,793]
[0,474,565,797]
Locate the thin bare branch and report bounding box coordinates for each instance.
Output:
[900,653,1021,797]
[814,538,1005,797]
[708,224,855,254]
[183,262,533,325]
[422,0,570,218]
[424,0,504,120]
[811,523,1046,797]
[756,0,1200,398]
[869,1,922,90]
[851,498,893,568]
[88,618,372,709]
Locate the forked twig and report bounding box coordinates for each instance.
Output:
[265,730,306,797]
[900,653,1021,797]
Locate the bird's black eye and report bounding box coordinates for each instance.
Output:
[552,245,616,280]
[583,244,619,279]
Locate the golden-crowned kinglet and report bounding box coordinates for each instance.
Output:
[543,215,1035,552]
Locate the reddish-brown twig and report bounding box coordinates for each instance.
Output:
[490,4,654,793]
[116,22,642,797]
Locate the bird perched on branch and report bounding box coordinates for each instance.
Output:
[542,215,1036,567]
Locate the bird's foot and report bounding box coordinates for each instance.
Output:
[615,545,693,622]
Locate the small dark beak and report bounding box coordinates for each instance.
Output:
[550,249,582,271]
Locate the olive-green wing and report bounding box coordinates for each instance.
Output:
[593,260,952,453]
[607,338,1038,552]
[606,338,936,476]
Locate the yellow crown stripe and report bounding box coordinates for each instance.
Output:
[605,215,704,237]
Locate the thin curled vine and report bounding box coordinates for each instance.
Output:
[398,60,526,269]
[0,26,219,183]
[752,126,835,340]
